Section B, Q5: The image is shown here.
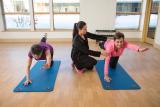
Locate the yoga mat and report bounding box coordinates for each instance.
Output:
[13,60,61,92]
[96,60,141,90]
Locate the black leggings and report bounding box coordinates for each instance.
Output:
[73,55,97,70]
[109,56,119,69]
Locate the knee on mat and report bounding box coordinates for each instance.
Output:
[92,59,97,65]
[109,64,117,69]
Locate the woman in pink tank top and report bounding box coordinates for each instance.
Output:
[104,32,148,82]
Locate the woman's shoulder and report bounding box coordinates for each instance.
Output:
[104,40,114,50]
[105,40,114,46]
[73,35,84,42]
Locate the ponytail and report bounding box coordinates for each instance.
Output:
[72,23,78,39]
[72,21,86,39]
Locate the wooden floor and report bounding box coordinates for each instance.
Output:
[0,41,160,107]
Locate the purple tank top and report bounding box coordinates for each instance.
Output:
[28,42,54,60]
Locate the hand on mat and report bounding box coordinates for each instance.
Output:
[43,63,50,69]
[138,48,149,52]
[104,75,112,82]
[23,79,32,86]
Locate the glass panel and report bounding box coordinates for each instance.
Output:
[54,14,79,29]
[33,0,50,29]
[115,15,140,29]
[33,0,49,13]
[116,0,142,29]
[5,15,31,29]
[53,0,80,29]
[117,1,141,12]
[34,14,50,29]
[53,0,80,13]
[3,0,29,13]
[147,0,160,39]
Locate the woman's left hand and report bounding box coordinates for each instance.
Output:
[43,63,50,69]
[101,51,108,57]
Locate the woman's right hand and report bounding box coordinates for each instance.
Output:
[23,79,32,86]
[101,51,107,57]
[104,75,111,82]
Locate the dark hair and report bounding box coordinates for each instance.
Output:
[72,21,86,39]
[31,44,43,55]
[114,32,125,41]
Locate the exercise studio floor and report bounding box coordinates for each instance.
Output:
[0,42,160,107]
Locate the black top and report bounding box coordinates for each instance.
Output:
[71,32,107,60]
[85,32,107,41]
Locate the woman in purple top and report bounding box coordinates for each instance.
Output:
[24,34,54,86]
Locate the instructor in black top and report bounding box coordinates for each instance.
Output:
[71,21,107,74]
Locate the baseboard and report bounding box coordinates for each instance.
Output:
[0,38,72,43]
[0,38,141,43]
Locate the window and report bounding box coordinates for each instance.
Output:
[53,0,80,29]
[115,0,142,29]
[2,0,80,30]
[33,0,50,29]
[3,0,30,29]
[147,0,160,39]
[148,0,160,28]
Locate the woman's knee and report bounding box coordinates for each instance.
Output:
[109,56,119,69]
[90,57,97,65]
[86,65,94,70]
[86,58,97,69]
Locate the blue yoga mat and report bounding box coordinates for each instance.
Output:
[13,60,61,92]
[96,60,141,90]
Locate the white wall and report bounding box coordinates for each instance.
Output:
[80,0,116,32]
[121,31,142,39]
